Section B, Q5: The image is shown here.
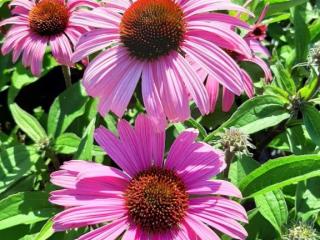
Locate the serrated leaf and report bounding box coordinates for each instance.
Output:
[239,154,320,198]
[47,82,89,138]
[10,103,47,143]
[0,192,58,230]
[255,190,288,234]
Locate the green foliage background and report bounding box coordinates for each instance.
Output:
[0,0,320,239]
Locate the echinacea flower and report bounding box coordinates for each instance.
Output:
[50,114,248,240]
[0,0,98,76]
[72,0,253,126]
[206,5,272,112]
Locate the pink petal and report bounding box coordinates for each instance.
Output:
[70,7,121,29]
[50,189,124,206]
[53,205,126,231]
[222,87,235,112]
[50,34,73,66]
[191,212,248,240]
[187,180,243,198]
[205,76,219,112]
[77,217,128,240]
[187,22,252,58]
[94,126,140,177]
[181,0,253,18]
[117,119,150,171]
[166,129,199,169]
[173,52,210,115]
[156,55,190,122]
[135,114,165,168]
[186,13,250,30]
[9,0,34,10]
[141,62,167,130]
[241,69,254,98]
[189,196,248,223]
[67,0,99,11]
[72,28,119,62]
[184,214,220,240]
[183,37,243,95]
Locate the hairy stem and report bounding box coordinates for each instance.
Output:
[223,149,235,179]
[62,65,72,88]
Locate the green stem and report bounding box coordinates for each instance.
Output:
[223,149,235,179]
[46,149,60,170]
[62,65,72,88]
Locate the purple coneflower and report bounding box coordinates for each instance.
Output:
[0,0,98,75]
[50,114,248,240]
[72,0,253,126]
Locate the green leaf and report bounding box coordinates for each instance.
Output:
[0,145,40,195]
[53,133,81,154]
[239,154,320,198]
[255,190,288,234]
[271,62,296,94]
[53,133,103,156]
[229,155,260,186]
[0,192,58,230]
[47,82,89,138]
[0,0,10,7]
[302,104,320,147]
[10,103,48,143]
[184,118,207,139]
[296,177,320,221]
[245,208,278,240]
[267,0,307,16]
[298,69,319,101]
[74,118,96,160]
[34,219,54,240]
[286,125,317,154]
[309,18,320,42]
[205,95,290,142]
[292,4,310,63]
[8,56,57,103]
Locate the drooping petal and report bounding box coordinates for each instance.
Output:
[181,0,253,19]
[142,62,167,130]
[50,34,73,66]
[183,37,244,95]
[222,87,235,112]
[173,52,210,115]
[206,76,220,112]
[156,55,191,122]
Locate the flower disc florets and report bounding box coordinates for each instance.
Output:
[125,167,189,233]
[120,0,186,61]
[29,0,69,36]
